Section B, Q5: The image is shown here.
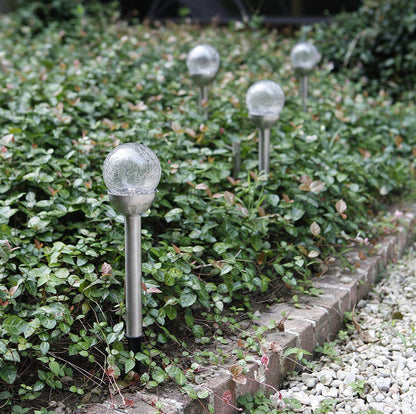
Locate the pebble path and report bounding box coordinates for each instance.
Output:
[280,243,416,414]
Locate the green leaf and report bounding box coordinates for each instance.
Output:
[213,242,231,255]
[113,322,124,333]
[165,208,183,222]
[165,305,177,320]
[0,207,17,222]
[215,301,224,312]
[27,216,51,229]
[180,293,197,308]
[49,360,61,377]
[165,366,187,386]
[197,389,210,399]
[165,267,182,286]
[3,316,28,335]
[192,325,204,338]
[152,367,167,384]
[183,384,197,399]
[124,359,135,373]
[54,268,70,279]
[220,264,233,276]
[0,390,12,400]
[0,365,17,384]
[40,342,50,355]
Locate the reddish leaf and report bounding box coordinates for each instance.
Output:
[224,191,235,205]
[336,199,347,214]
[257,252,265,265]
[101,262,112,276]
[310,180,325,193]
[229,364,247,384]
[185,128,196,138]
[358,148,371,158]
[8,286,18,297]
[171,121,182,133]
[172,244,181,254]
[48,187,59,196]
[261,355,269,369]
[282,194,294,203]
[270,341,282,353]
[235,205,248,216]
[34,239,43,249]
[1,134,14,144]
[310,221,321,236]
[124,398,134,407]
[227,176,236,185]
[358,251,367,261]
[147,287,162,294]
[222,390,232,404]
[105,366,116,378]
[199,123,208,133]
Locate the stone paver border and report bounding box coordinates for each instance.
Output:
[86,205,416,414]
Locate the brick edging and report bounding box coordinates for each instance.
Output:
[86,205,416,414]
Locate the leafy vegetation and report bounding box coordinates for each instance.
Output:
[313,0,416,100]
[0,1,415,411]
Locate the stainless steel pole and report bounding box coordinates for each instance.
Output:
[259,128,270,176]
[199,85,208,120]
[300,75,308,112]
[124,214,142,340]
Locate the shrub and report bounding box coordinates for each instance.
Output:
[313,0,416,99]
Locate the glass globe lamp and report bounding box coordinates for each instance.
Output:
[186,44,220,86]
[246,80,285,129]
[103,142,161,215]
[290,42,321,75]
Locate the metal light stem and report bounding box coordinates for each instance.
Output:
[300,75,308,112]
[124,214,142,339]
[108,192,156,367]
[232,141,241,178]
[199,85,208,120]
[258,128,270,176]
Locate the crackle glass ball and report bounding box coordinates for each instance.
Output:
[246,80,285,116]
[103,143,161,196]
[290,42,320,71]
[186,44,220,76]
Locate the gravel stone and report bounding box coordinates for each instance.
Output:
[281,243,416,413]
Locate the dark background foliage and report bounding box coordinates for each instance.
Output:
[314,0,416,100]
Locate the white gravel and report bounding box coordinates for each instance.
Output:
[280,243,416,414]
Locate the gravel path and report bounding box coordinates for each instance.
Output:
[280,243,416,414]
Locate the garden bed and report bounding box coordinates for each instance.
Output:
[0,1,416,413]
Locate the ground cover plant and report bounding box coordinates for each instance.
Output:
[1,1,416,412]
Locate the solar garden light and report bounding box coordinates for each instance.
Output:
[103,142,161,364]
[246,80,285,177]
[290,42,321,111]
[186,44,220,119]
